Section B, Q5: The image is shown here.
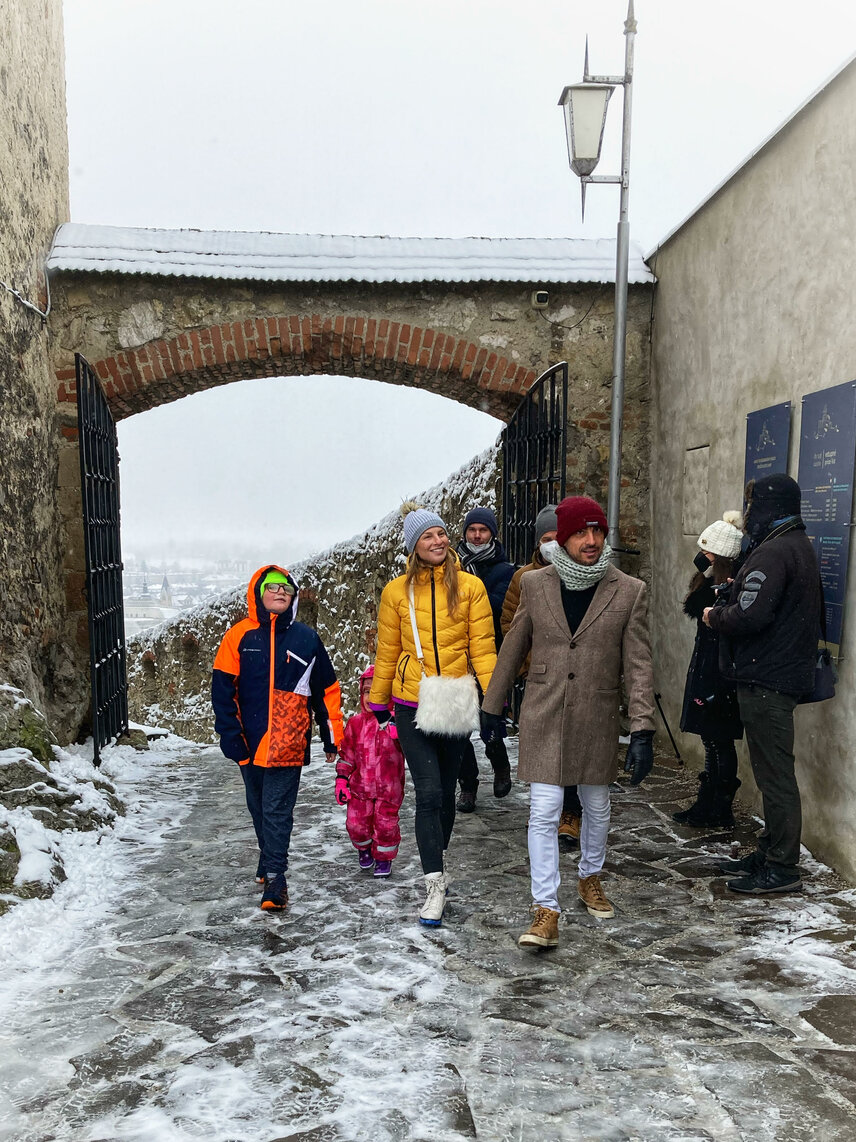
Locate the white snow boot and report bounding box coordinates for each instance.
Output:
[419,872,447,927]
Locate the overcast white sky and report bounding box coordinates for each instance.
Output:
[62,0,856,565]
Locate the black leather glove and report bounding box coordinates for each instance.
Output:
[480,710,506,745]
[623,729,654,785]
[372,709,392,729]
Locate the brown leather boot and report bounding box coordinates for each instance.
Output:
[557,812,581,841]
[518,904,560,947]
[577,874,615,919]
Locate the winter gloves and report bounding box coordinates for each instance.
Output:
[480,710,506,745]
[624,729,654,785]
[372,709,392,730]
[335,777,352,805]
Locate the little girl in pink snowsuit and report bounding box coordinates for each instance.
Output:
[335,666,405,877]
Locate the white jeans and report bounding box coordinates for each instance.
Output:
[529,782,611,910]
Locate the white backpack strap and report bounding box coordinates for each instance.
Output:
[408,585,425,666]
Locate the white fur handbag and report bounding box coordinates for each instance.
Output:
[408,587,479,737]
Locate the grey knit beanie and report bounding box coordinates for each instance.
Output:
[534,504,558,540]
[401,502,447,554]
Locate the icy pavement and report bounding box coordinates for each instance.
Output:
[2,737,856,1142]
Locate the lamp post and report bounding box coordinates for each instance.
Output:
[558,0,636,553]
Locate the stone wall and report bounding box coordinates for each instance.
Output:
[49,274,652,426]
[648,59,856,881]
[127,445,502,738]
[0,1,82,739]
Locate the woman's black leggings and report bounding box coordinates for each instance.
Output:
[701,736,739,786]
[394,705,468,874]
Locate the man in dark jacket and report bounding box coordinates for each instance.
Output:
[455,506,516,811]
[704,474,821,895]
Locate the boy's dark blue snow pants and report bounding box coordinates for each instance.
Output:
[240,763,302,876]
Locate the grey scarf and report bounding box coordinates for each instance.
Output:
[550,543,613,590]
[457,538,496,573]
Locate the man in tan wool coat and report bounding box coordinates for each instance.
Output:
[482,495,655,948]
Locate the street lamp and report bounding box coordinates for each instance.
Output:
[558,82,613,182]
[558,0,636,554]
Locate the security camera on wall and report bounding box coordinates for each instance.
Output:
[530,290,549,310]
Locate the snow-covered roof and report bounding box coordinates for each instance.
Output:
[47,223,654,286]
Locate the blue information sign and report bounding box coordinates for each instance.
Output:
[797,380,856,650]
[744,402,791,490]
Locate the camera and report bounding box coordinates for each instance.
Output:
[530,290,549,310]
[712,580,732,605]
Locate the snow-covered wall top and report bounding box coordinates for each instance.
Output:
[48,224,655,286]
[127,444,503,742]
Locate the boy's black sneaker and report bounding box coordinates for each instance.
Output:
[261,873,289,912]
[716,849,766,876]
[255,857,266,886]
[727,864,802,895]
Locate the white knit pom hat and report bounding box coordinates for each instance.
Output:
[698,511,743,558]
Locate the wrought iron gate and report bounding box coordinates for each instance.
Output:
[76,353,129,764]
[501,361,568,566]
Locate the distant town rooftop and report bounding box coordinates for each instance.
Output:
[47,224,654,286]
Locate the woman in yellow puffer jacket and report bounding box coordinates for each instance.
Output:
[368,502,496,926]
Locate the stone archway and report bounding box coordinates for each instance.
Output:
[54,313,536,421]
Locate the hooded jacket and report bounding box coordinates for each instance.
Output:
[368,560,496,708]
[336,667,405,803]
[212,565,344,766]
[707,520,821,697]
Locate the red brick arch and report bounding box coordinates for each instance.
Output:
[55,313,536,422]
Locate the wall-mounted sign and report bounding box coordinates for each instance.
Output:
[744,401,791,490]
[797,380,856,651]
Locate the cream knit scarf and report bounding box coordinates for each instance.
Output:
[550,543,613,590]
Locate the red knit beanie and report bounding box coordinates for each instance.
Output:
[555,496,609,546]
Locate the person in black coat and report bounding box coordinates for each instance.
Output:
[673,512,745,827]
[705,473,821,896]
[455,506,516,811]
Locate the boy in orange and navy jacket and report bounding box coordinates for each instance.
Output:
[212,564,343,912]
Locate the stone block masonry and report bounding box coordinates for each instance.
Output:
[0,1,83,741]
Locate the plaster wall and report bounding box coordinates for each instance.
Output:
[649,60,856,880]
[0,1,79,738]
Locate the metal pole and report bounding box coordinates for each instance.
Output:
[607,0,635,552]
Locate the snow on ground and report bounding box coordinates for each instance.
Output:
[1,736,856,1141]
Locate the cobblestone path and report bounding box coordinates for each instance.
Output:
[2,739,856,1141]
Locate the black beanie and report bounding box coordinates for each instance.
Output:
[463,507,499,538]
[749,473,801,516]
[745,473,802,540]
